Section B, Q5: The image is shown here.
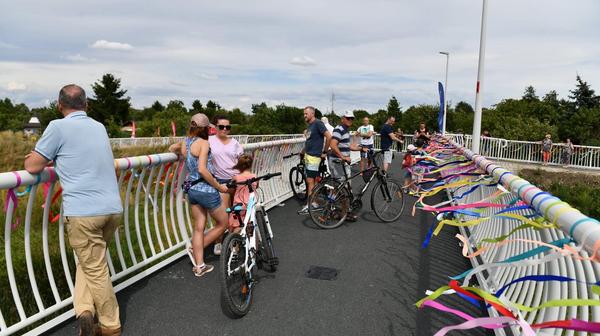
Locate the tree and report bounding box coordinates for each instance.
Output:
[569,75,599,110]
[447,101,474,134]
[191,100,203,113]
[387,96,402,121]
[151,101,165,111]
[0,98,31,131]
[88,73,131,128]
[205,100,221,121]
[522,86,539,101]
[32,102,61,131]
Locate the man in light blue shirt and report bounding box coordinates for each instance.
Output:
[25,84,123,336]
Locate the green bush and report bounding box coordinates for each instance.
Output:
[520,169,600,219]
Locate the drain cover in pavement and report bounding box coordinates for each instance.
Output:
[305,265,338,280]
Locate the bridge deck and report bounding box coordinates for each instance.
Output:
[46,162,490,336]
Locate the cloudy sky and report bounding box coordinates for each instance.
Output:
[1,0,599,114]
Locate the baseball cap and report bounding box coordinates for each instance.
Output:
[342,110,355,118]
[190,113,214,128]
[407,144,416,151]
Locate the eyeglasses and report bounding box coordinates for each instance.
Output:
[218,125,232,130]
[344,117,355,120]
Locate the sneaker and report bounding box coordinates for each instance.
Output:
[193,264,214,277]
[297,205,309,215]
[78,311,95,336]
[213,243,222,256]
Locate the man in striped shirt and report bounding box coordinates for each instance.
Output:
[328,111,367,221]
[328,110,367,174]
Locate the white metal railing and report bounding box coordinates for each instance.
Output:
[0,138,304,336]
[110,134,600,170]
[444,134,600,171]
[108,135,305,148]
[446,139,599,335]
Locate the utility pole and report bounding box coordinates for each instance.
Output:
[331,90,335,115]
[472,0,488,153]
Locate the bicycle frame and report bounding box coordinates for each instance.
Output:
[333,151,388,202]
[225,187,273,277]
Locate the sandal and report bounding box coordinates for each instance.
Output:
[192,264,214,277]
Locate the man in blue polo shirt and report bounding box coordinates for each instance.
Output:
[298,106,331,215]
[24,84,123,336]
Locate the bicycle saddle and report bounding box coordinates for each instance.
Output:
[226,203,245,214]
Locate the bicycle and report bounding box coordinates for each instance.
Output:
[283,152,329,201]
[308,150,405,229]
[220,172,281,318]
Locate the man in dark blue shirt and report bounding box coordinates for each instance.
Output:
[299,106,331,214]
[380,116,403,172]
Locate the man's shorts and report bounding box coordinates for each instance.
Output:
[304,154,322,178]
[383,150,393,164]
[328,157,351,181]
[360,144,373,158]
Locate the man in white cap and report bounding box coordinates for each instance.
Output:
[328,111,366,221]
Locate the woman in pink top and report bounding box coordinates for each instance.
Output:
[228,155,257,232]
[209,115,243,255]
[209,115,244,202]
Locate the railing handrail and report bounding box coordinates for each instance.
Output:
[448,138,600,259]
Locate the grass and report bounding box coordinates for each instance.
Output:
[520,168,600,219]
[0,131,182,333]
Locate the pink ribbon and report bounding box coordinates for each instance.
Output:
[432,316,535,336]
[5,172,22,231]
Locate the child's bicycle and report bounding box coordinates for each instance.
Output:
[220,172,281,318]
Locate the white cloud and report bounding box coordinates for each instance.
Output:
[63,54,95,62]
[6,81,27,91]
[290,56,317,67]
[198,73,219,80]
[91,40,133,51]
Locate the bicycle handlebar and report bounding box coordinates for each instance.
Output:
[226,172,282,189]
[282,152,302,159]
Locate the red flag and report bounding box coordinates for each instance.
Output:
[131,121,136,138]
[171,121,176,137]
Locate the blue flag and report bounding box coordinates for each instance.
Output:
[438,82,445,133]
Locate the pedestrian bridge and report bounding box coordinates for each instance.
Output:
[0,135,598,336]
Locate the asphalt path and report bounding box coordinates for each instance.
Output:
[46,160,490,336]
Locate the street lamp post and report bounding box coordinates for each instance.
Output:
[472,0,488,153]
[439,51,449,135]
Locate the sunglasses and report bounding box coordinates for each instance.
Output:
[217,125,232,130]
[344,117,355,120]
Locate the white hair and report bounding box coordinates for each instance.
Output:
[321,116,329,124]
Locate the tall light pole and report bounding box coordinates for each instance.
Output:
[439,51,449,135]
[472,0,488,153]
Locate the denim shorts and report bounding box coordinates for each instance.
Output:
[187,189,222,211]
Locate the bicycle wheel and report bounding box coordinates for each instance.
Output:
[220,233,253,318]
[370,178,405,222]
[308,179,351,229]
[255,207,277,273]
[289,166,307,201]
